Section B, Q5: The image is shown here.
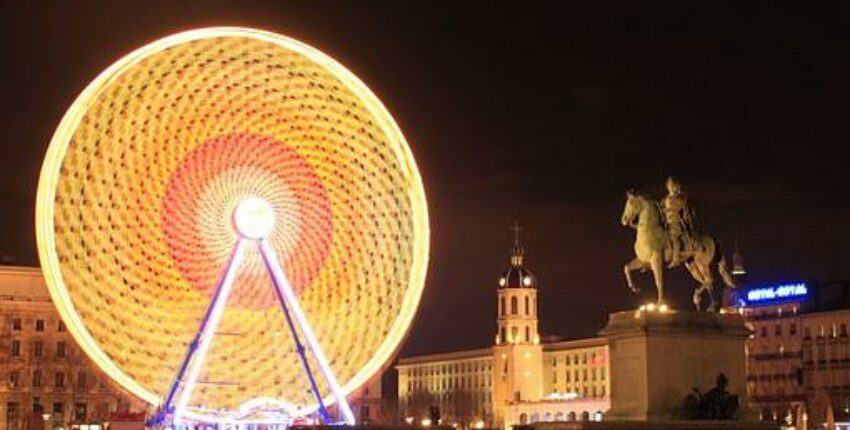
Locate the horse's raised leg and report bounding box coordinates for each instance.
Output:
[685,262,705,310]
[706,283,717,312]
[702,267,717,312]
[624,258,645,293]
[650,254,664,304]
[692,258,717,312]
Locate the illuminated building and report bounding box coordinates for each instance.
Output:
[0,266,145,430]
[398,231,610,429]
[397,348,494,427]
[741,280,850,428]
[742,283,807,427]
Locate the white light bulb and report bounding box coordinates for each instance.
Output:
[232,197,275,239]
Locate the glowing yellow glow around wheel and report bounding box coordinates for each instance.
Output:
[35,27,429,415]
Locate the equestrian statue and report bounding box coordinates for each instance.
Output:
[620,177,737,311]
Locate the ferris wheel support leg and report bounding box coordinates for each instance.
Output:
[164,239,248,425]
[258,239,357,426]
[265,254,332,424]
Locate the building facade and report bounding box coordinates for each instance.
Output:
[398,236,610,429]
[349,375,395,425]
[743,292,806,425]
[397,348,493,427]
[0,266,145,430]
[800,307,850,429]
[741,280,850,429]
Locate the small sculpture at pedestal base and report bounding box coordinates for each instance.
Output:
[682,373,740,421]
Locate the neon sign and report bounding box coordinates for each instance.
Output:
[744,282,809,305]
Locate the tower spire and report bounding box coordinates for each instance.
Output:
[732,235,746,276]
[510,221,524,266]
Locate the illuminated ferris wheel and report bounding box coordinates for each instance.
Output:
[35,27,429,426]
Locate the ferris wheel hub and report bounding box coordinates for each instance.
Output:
[233,197,275,239]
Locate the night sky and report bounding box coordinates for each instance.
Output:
[3,2,849,358]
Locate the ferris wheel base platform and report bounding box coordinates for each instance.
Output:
[291,425,456,430]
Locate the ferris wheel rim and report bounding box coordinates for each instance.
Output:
[35,26,430,409]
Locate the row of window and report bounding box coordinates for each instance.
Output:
[553,367,607,384]
[8,369,93,389]
[552,385,606,398]
[551,351,604,367]
[804,368,850,388]
[6,401,94,430]
[753,321,850,340]
[499,295,533,317]
[803,340,850,362]
[8,340,69,358]
[406,362,492,377]
[8,318,65,333]
[746,342,799,357]
[747,306,798,320]
[758,323,798,338]
[805,323,850,339]
[747,371,802,383]
[518,410,603,424]
[410,391,492,404]
[499,326,534,344]
[408,375,493,392]
[404,350,605,379]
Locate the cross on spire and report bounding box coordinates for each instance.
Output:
[510,221,523,247]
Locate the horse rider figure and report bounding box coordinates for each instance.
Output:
[663,176,694,268]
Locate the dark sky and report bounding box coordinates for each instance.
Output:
[2,2,850,358]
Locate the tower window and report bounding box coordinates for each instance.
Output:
[511,296,518,315]
[525,296,530,315]
[525,326,530,342]
[500,327,507,344]
[511,327,518,343]
[500,297,506,316]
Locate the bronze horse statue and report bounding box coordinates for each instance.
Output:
[620,191,736,311]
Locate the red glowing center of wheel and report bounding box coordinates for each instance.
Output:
[162,133,333,310]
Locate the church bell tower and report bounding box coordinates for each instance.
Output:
[491,223,543,428]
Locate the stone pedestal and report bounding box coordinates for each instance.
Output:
[600,310,752,421]
[521,420,778,430]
